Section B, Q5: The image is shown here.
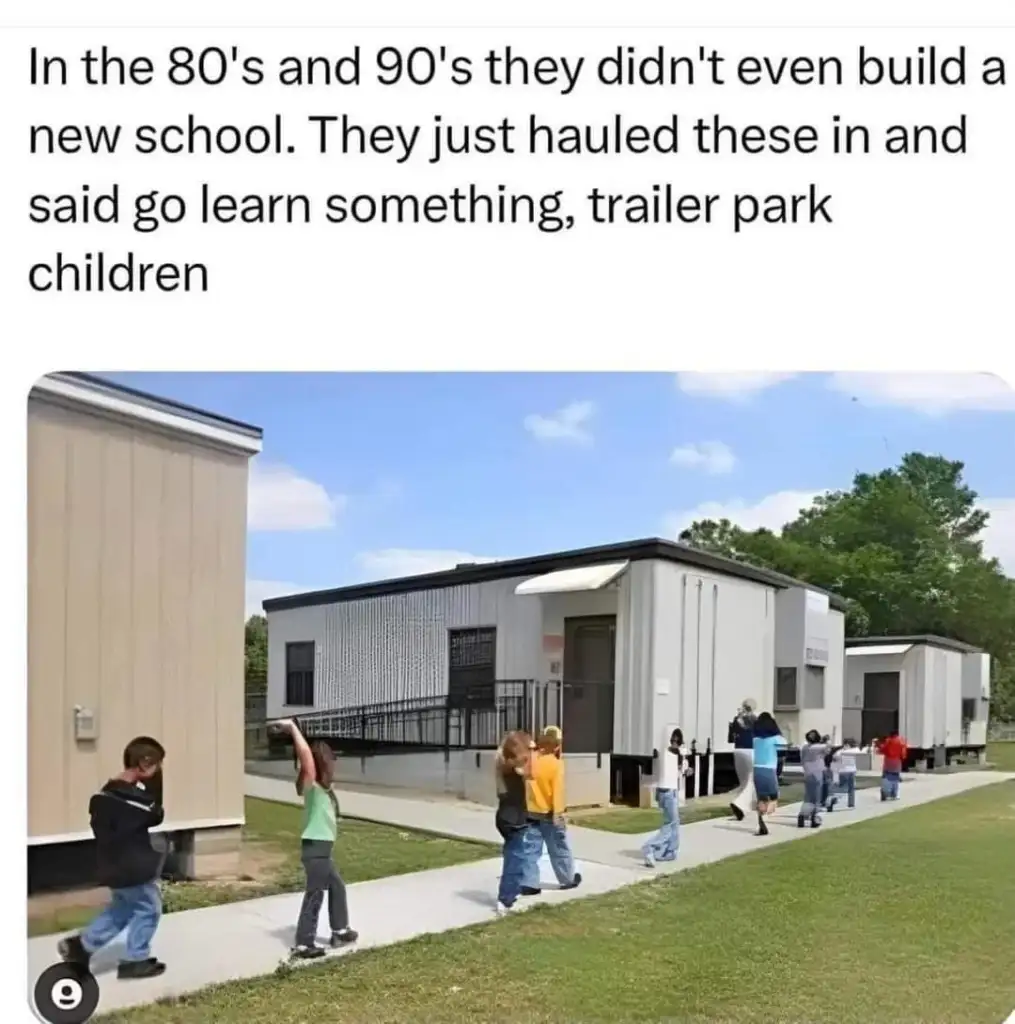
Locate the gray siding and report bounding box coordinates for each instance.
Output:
[266,576,543,716]
[612,560,654,756]
[636,561,776,757]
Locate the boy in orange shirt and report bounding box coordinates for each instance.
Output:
[519,726,582,896]
[876,729,908,801]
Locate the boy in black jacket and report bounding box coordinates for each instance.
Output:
[58,737,168,980]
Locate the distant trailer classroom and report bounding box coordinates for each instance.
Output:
[263,538,851,806]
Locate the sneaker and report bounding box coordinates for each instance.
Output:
[811,817,822,829]
[290,945,327,961]
[755,823,769,837]
[331,928,358,947]
[643,850,656,868]
[730,803,745,822]
[559,873,582,891]
[797,815,806,828]
[58,935,90,968]
[495,901,516,916]
[117,958,167,980]
[519,886,542,896]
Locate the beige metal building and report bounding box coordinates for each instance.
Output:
[27,373,261,887]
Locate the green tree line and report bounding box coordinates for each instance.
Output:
[680,453,1014,721]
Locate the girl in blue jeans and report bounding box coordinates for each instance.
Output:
[493,730,533,915]
[643,728,689,867]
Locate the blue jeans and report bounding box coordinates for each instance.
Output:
[81,882,162,962]
[497,826,528,908]
[642,788,680,861]
[837,772,857,808]
[521,818,575,889]
[801,774,823,819]
[881,771,901,800]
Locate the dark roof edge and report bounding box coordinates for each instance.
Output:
[845,634,984,655]
[263,537,849,613]
[42,372,264,439]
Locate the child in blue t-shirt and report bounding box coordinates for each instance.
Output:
[751,713,787,837]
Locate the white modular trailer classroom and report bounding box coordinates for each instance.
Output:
[843,635,990,761]
[263,538,848,803]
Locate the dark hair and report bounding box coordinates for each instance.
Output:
[805,729,822,744]
[669,728,684,748]
[123,736,165,770]
[310,741,335,788]
[845,738,857,747]
[888,728,899,738]
[754,712,781,738]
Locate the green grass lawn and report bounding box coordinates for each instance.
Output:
[29,798,493,938]
[103,780,1015,1024]
[988,740,1015,771]
[573,777,881,834]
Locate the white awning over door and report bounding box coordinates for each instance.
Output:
[845,644,913,657]
[514,561,629,596]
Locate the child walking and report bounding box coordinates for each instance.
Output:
[494,730,534,915]
[799,731,840,828]
[642,728,689,868]
[520,726,582,895]
[877,729,908,801]
[273,718,358,959]
[751,712,786,837]
[58,736,168,979]
[832,738,861,810]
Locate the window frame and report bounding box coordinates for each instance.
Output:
[774,666,799,711]
[447,626,497,709]
[284,640,316,708]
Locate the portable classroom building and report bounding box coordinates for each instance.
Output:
[843,635,990,764]
[263,538,848,805]
[27,373,262,890]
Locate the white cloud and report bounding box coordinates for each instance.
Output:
[670,441,736,475]
[355,548,505,580]
[248,460,346,531]
[664,489,823,538]
[827,373,1015,415]
[245,578,307,617]
[675,372,797,400]
[981,498,1015,576]
[523,400,595,444]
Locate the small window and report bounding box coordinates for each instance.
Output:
[803,665,825,710]
[961,698,977,723]
[775,667,798,710]
[448,627,496,708]
[285,641,316,707]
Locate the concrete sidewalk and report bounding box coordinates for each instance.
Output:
[28,770,1012,1017]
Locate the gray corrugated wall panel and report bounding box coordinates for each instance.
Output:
[613,560,654,756]
[270,576,543,712]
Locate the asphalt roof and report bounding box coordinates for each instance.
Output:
[262,536,850,613]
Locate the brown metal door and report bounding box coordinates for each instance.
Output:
[562,616,616,754]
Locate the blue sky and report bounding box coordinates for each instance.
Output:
[105,372,1014,616]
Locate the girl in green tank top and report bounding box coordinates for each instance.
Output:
[271,719,357,959]
[302,778,338,842]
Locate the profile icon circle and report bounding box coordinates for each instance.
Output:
[33,963,99,1024]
